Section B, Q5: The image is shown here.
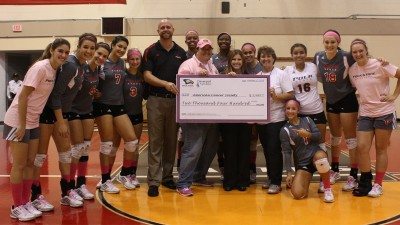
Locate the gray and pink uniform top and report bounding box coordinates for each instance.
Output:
[280,117,321,171]
[96,58,126,105]
[71,64,100,115]
[123,71,145,116]
[48,55,84,113]
[313,50,355,104]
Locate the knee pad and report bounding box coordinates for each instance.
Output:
[100,141,113,155]
[331,136,342,147]
[109,146,118,157]
[71,144,84,159]
[345,138,357,150]
[124,140,139,153]
[34,154,47,167]
[59,151,72,163]
[315,158,330,174]
[79,155,89,162]
[82,140,91,156]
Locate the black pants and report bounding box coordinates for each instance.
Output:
[257,121,286,185]
[220,123,252,188]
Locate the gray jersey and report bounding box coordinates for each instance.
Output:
[123,71,144,115]
[48,55,84,112]
[97,58,126,105]
[71,64,99,114]
[244,61,263,74]
[313,50,356,104]
[280,117,321,172]
[212,53,229,74]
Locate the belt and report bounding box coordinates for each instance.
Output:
[150,92,176,98]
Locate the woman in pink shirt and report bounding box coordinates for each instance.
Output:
[349,39,400,197]
[3,38,70,222]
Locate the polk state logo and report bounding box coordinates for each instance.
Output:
[183,79,194,84]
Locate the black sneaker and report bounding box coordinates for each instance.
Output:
[148,185,159,197]
[161,180,177,190]
[352,182,372,197]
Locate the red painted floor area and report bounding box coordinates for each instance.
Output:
[0,133,145,225]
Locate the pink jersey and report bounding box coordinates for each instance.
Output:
[4,59,56,129]
[349,58,398,117]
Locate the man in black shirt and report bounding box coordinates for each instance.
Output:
[143,19,187,197]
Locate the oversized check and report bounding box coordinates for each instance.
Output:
[177,75,270,123]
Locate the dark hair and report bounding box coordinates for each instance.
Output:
[38,38,70,61]
[290,43,307,55]
[78,33,97,47]
[226,49,245,74]
[350,38,369,55]
[257,46,277,64]
[96,42,111,53]
[111,36,129,48]
[217,32,231,42]
[12,72,19,77]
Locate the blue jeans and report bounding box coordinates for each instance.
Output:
[177,123,219,188]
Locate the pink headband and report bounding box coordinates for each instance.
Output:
[241,43,256,53]
[185,30,199,37]
[323,31,341,43]
[127,48,142,59]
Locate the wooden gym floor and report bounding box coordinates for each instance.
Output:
[1,125,400,225]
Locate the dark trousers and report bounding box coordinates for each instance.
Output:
[220,123,252,188]
[257,121,286,185]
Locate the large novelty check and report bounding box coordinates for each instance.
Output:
[177,75,270,123]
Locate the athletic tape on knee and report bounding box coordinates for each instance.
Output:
[315,158,330,174]
[34,154,47,167]
[124,140,139,153]
[71,144,84,159]
[109,146,118,157]
[82,140,91,156]
[59,151,72,163]
[331,136,342,147]
[100,141,113,155]
[345,138,357,150]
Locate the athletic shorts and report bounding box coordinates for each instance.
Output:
[3,124,40,143]
[296,161,317,174]
[357,112,397,131]
[39,105,68,124]
[128,113,143,125]
[299,111,327,125]
[326,92,359,114]
[92,102,126,118]
[66,112,94,121]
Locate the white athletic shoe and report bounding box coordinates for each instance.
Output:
[342,176,358,191]
[10,205,36,221]
[368,183,383,198]
[318,182,325,193]
[69,189,84,202]
[60,194,83,208]
[76,184,95,200]
[100,180,120,194]
[24,202,42,218]
[32,195,54,212]
[329,170,341,184]
[130,174,140,187]
[323,188,335,203]
[117,174,135,190]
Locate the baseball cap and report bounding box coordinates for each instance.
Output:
[197,39,213,49]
